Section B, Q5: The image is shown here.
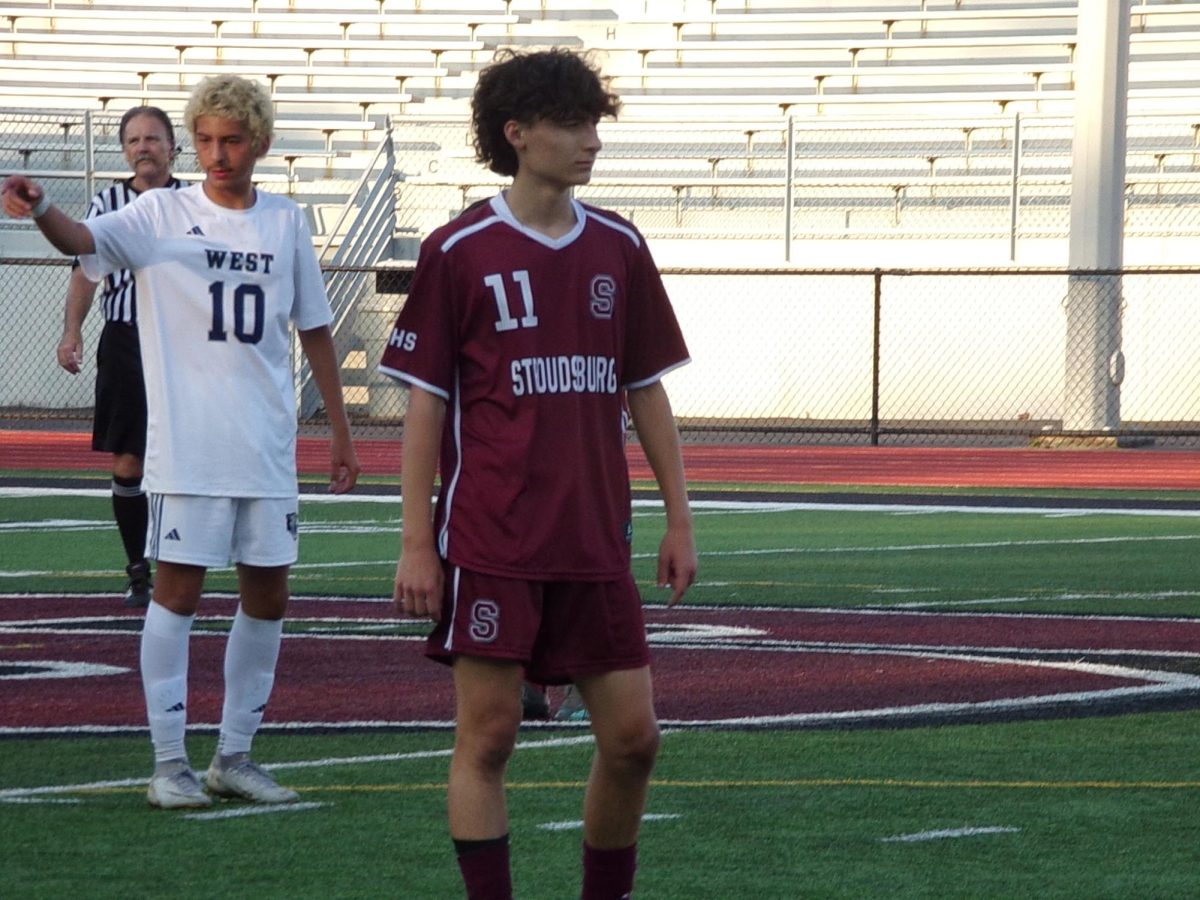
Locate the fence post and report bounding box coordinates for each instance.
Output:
[83,109,94,206]
[871,268,882,446]
[1009,111,1020,262]
[784,114,795,262]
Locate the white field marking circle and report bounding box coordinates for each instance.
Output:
[2,598,1200,735]
[0,660,129,680]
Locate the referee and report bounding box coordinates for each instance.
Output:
[55,106,186,607]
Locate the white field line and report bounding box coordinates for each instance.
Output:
[6,489,1200,580]
[538,812,681,832]
[0,660,128,680]
[671,534,1200,560]
[879,826,1020,843]
[7,483,1200,518]
[183,801,327,821]
[6,533,1200,580]
[0,733,602,803]
[703,603,1200,625]
[882,591,1200,610]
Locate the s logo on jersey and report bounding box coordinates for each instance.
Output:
[589,274,616,319]
[468,599,500,644]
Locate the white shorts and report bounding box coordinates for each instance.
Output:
[147,494,300,568]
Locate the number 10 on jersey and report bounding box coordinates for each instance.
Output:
[208,280,265,344]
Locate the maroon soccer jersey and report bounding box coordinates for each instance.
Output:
[379,193,689,580]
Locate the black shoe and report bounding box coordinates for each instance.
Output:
[521,683,550,721]
[123,560,152,608]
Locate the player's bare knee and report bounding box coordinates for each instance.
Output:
[457,707,520,774]
[111,453,144,481]
[597,719,660,778]
[458,734,516,777]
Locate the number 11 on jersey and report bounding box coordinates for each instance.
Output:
[486,270,539,333]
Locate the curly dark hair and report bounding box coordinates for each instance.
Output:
[472,48,621,177]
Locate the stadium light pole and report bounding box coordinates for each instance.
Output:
[1063,0,1130,436]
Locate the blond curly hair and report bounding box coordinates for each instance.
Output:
[184,75,274,149]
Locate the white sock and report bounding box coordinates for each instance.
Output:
[218,607,284,758]
[140,602,194,765]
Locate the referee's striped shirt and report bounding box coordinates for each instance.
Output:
[76,176,186,325]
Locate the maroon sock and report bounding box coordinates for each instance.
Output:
[454,835,512,900]
[581,842,637,900]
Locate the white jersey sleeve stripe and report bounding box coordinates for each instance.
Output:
[583,207,642,248]
[623,357,691,391]
[440,214,504,253]
[377,366,450,401]
[437,374,465,559]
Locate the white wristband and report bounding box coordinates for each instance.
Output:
[30,194,50,218]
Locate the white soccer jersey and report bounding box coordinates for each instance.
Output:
[80,183,332,497]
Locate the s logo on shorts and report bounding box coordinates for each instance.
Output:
[286,512,299,540]
[468,599,500,644]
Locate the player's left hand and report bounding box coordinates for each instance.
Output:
[394,545,444,621]
[657,523,698,607]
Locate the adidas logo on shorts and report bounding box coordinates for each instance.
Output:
[164,528,181,541]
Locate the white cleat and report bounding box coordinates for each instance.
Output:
[147,761,212,809]
[206,753,299,804]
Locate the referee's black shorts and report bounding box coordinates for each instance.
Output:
[92,320,147,458]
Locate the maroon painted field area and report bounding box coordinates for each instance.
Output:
[4,596,1199,734]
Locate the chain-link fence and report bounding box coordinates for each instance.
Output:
[6,104,1200,446]
[5,258,1200,447]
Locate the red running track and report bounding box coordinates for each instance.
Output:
[5,428,1200,490]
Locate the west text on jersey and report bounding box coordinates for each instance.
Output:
[204,249,275,274]
[510,355,618,397]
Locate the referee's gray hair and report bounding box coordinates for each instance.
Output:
[184,75,274,148]
[118,106,176,149]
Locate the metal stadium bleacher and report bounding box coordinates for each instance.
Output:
[3,0,1200,260]
[5,0,1200,435]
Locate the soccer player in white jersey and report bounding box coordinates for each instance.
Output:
[380,49,697,899]
[3,75,360,810]
[56,105,186,609]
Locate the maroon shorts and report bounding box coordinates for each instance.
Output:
[426,563,651,684]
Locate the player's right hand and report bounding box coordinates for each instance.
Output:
[56,334,84,374]
[1,175,42,218]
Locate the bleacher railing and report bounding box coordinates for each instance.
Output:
[297,120,399,419]
[7,109,1200,257]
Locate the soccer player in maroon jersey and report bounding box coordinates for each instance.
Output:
[379,49,698,899]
